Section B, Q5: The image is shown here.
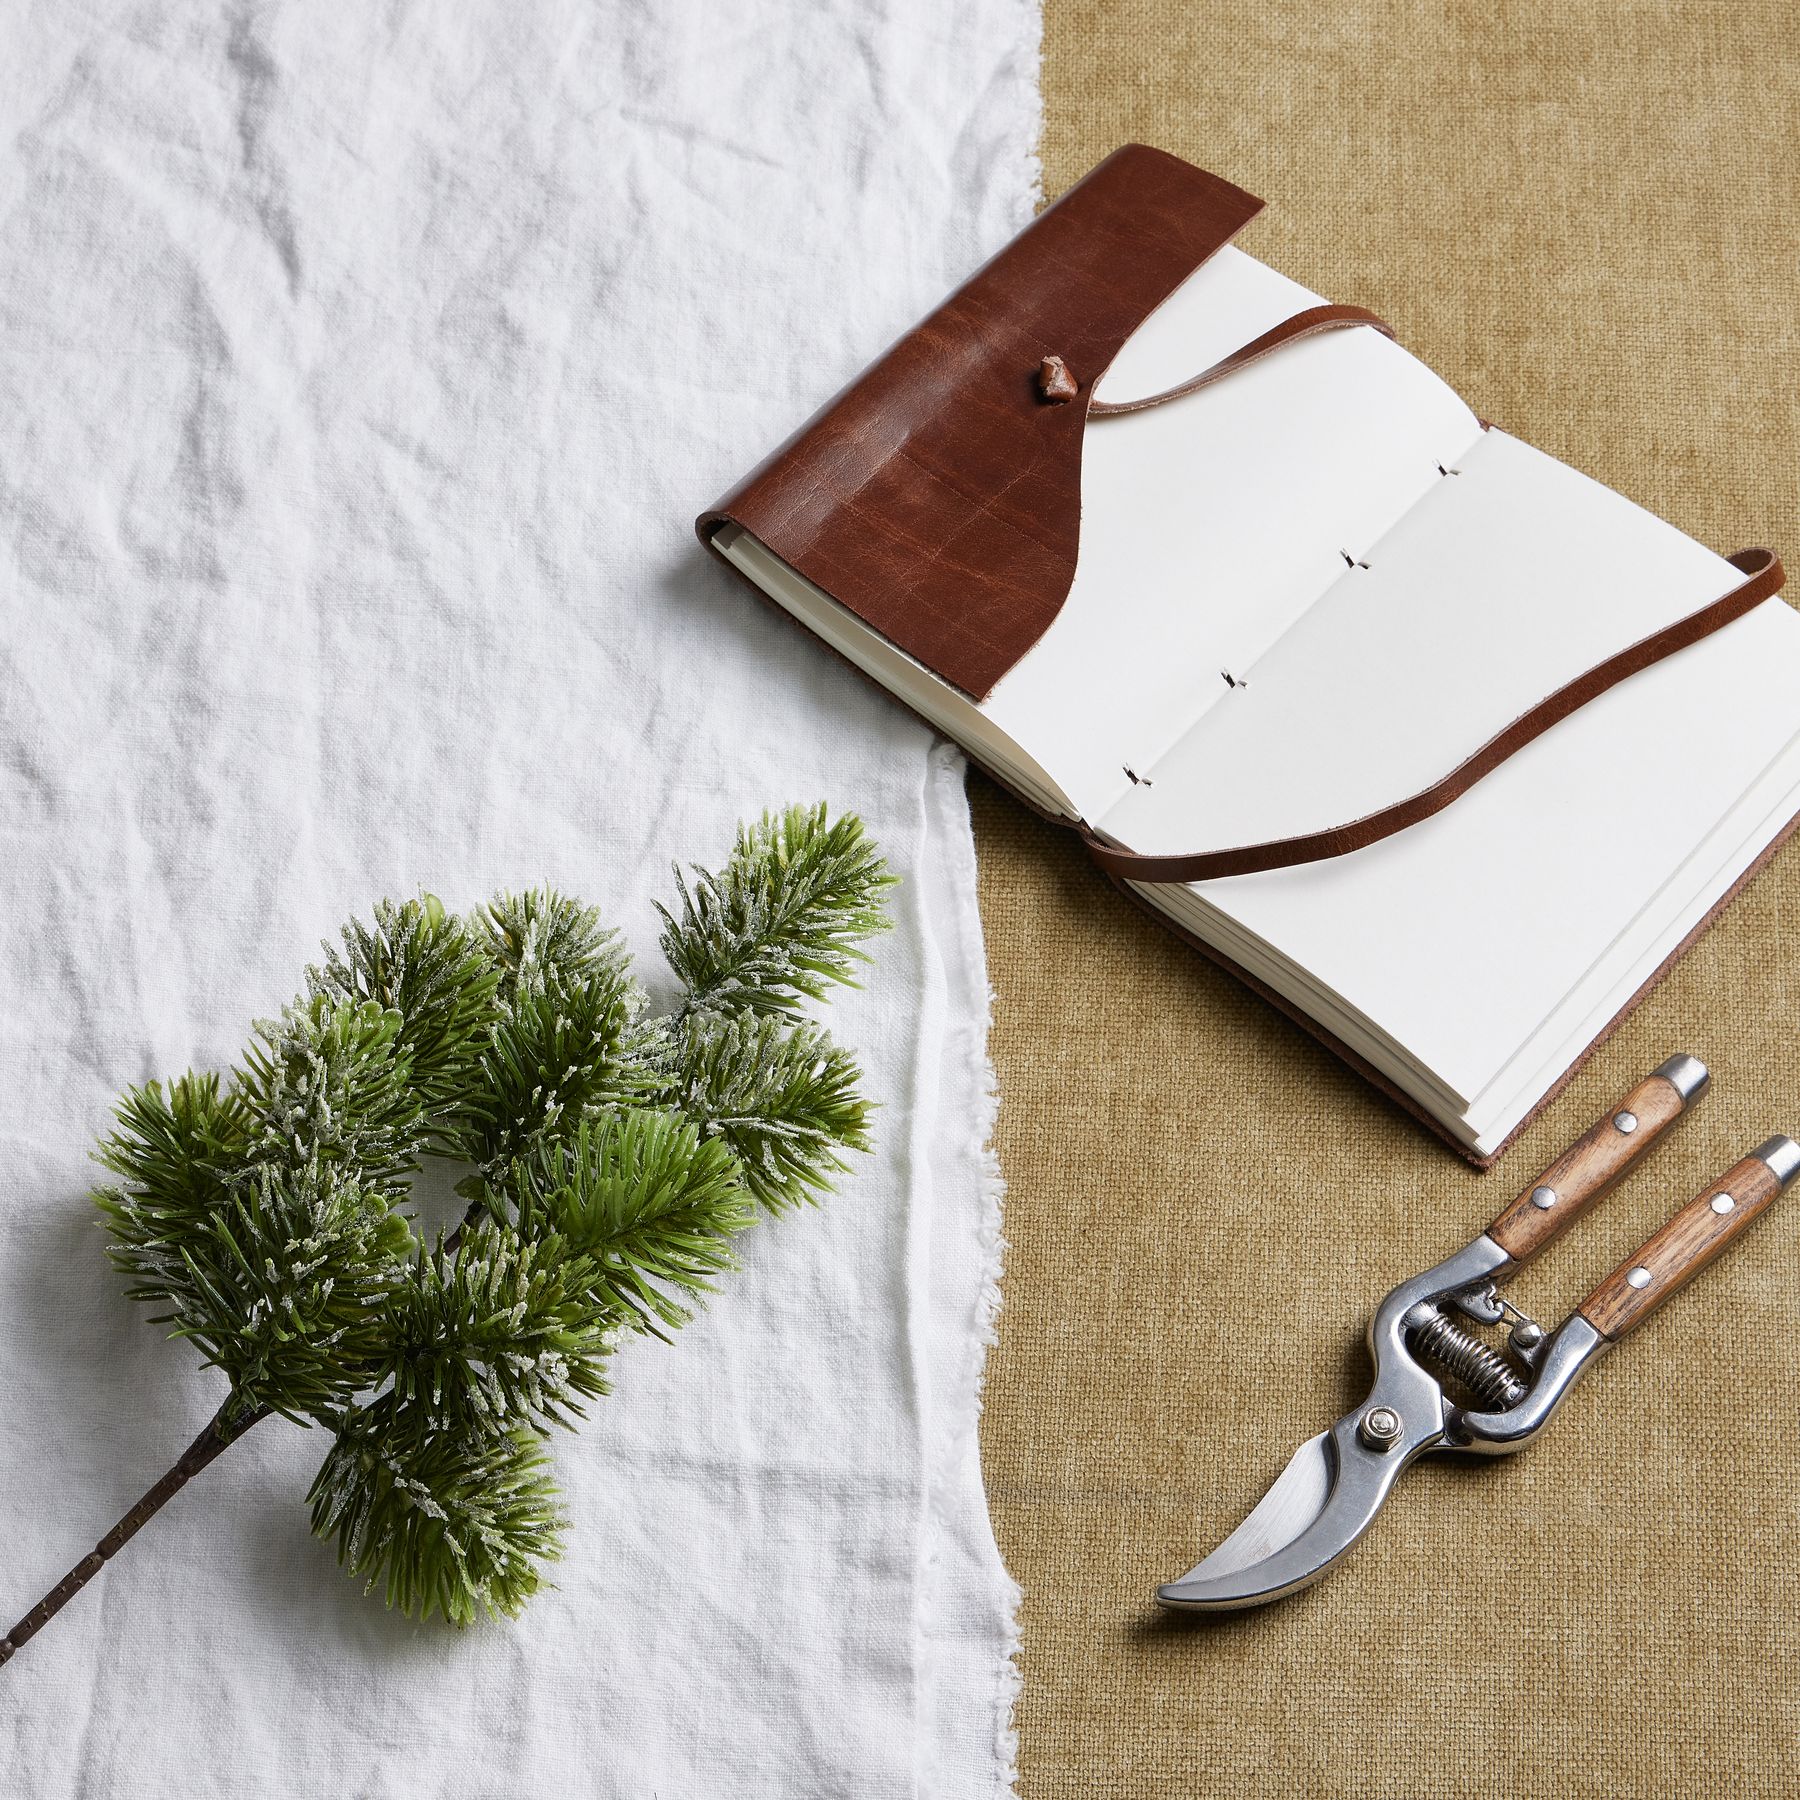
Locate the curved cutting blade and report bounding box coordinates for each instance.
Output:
[1157,1411,1432,1612]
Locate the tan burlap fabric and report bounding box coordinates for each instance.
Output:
[977,5,1800,1794]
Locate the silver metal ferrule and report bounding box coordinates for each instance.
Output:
[1653,1053,1710,1103]
[1753,1134,1800,1186]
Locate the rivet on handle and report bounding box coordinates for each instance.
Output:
[1578,1133,1799,1340]
[1486,1058,1704,1266]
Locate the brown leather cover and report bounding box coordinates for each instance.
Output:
[697,144,1263,700]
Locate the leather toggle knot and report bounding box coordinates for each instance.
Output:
[1036,355,1079,403]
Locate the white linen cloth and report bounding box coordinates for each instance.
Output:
[0,3,1037,1792]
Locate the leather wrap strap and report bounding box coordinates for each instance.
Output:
[1087,303,1395,417]
[1085,546,1786,884]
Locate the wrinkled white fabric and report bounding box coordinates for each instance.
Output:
[0,3,1036,1793]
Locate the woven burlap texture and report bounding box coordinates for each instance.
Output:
[977,4,1800,1795]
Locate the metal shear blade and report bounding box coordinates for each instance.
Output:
[1155,1057,1798,1615]
[1161,1420,1418,1611]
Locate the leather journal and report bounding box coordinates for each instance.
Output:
[697,143,1799,1166]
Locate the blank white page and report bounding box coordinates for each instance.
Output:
[1463,727,1800,1147]
[1156,598,1800,1102]
[979,246,1481,823]
[1099,428,1748,850]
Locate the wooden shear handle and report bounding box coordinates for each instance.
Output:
[1487,1056,1707,1264]
[1578,1141,1798,1340]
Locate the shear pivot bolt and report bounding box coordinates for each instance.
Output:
[1359,1406,1403,1451]
[1614,1110,1639,1134]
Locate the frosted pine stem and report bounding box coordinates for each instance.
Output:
[0,1397,251,1667]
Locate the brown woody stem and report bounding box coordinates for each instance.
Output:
[0,1199,488,1668]
[0,1395,262,1668]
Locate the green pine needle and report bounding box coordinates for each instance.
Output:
[237,994,429,1203]
[381,1223,614,1437]
[506,1111,751,1335]
[477,889,624,1004]
[465,951,663,1182]
[673,1011,873,1214]
[100,1156,412,1423]
[309,1400,564,1625]
[95,1070,249,1230]
[657,804,895,1019]
[305,895,500,1151]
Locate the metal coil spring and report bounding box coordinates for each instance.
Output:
[1410,1309,1528,1410]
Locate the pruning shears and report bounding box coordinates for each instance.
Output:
[1157,1054,1796,1612]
